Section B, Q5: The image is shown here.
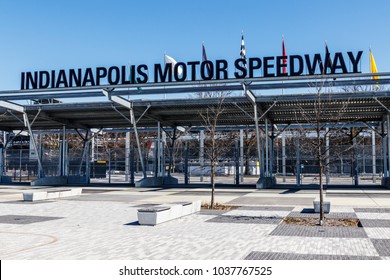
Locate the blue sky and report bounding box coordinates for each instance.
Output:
[0,0,389,91]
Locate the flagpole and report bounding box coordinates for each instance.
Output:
[201,42,204,99]
[282,35,284,95]
[164,52,167,99]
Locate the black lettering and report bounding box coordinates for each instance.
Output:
[121,65,131,84]
[51,70,56,88]
[234,58,247,78]
[69,69,82,87]
[82,68,95,86]
[263,56,275,77]
[129,65,136,84]
[215,59,228,80]
[324,52,332,74]
[55,69,68,88]
[276,56,288,77]
[108,66,120,85]
[331,52,348,74]
[154,63,172,83]
[96,67,107,85]
[187,61,200,81]
[136,64,148,83]
[305,54,324,75]
[174,62,186,81]
[21,72,25,90]
[39,71,50,88]
[26,71,38,89]
[348,51,363,73]
[289,55,304,76]
[249,57,262,78]
[200,61,213,80]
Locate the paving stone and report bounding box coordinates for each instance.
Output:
[198,210,229,215]
[170,191,250,196]
[0,215,63,224]
[354,208,390,213]
[364,228,390,239]
[206,215,282,224]
[359,219,390,228]
[238,206,294,211]
[132,203,161,208]
[1,187,390,260]
[0,200,56,204]
[327,193,390,198]
[225,210,290,218]
[356,212,390,220]
[270,224,368,238]
[81,189,117,194]
[64,194,155,202]
[244,251,380,260]
[371,239,390,256]
[227,196,315,206]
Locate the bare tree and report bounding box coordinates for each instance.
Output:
[199,91,233,208]
[294,78,351,225]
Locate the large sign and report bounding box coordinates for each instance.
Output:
[20,51,363,90]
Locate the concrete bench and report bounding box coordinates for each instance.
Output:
[23,188,83,202]
[137,200,201,226]
[313,200,330,213]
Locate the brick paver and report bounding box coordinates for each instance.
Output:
[0,186,389,259]
[245,251,380,260]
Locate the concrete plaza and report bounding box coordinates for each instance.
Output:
[1,182,390,260]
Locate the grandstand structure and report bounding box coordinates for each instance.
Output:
[0,72,389,188]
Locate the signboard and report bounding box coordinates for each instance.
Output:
[20,51,363,90]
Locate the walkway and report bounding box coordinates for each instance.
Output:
[0,185,390,259]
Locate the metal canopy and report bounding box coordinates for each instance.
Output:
[0,73,389,131]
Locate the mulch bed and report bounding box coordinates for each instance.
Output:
[283,217,361,227]
[201,203,238,211]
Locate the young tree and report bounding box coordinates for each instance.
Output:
[199,91,233,208]
[294,79,351,225]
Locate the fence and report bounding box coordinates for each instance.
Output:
[0,130,384,185]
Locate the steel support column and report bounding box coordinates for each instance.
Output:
[325,128,330,185]
[235,140,240,185]
[382,121,388,177]
[296,135,301,186]
[125,131,130,182]
[24,113,45,178]
[167,128,177,177]
[387,115,390,177]
[240,129,244,182]
[85,140,90,184]
[265,118,269,176]
[372,127,376,183]
[162,130,166,176]
[130,142,135,184]
[199,130,204,182]
[184,141,189,185]
[353,128,359,186]
[270,125,275,177]
[157,122,161,177]
[282,131,286,182]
